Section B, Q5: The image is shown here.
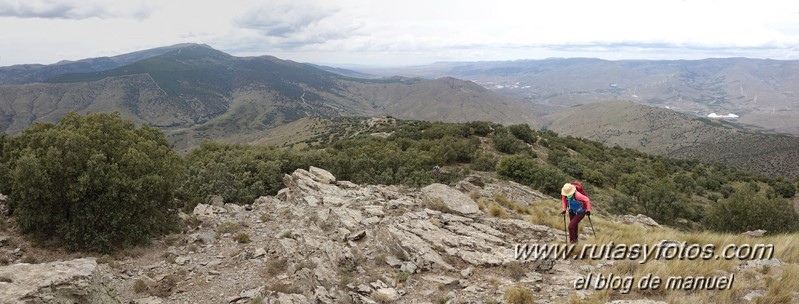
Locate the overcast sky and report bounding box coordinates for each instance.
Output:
[1,0,798,67]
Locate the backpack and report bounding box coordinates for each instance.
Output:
[571,181,586,197]
[567,181,587,213]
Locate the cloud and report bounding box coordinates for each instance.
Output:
[0,0,153,20]
[236,1,336,37]
[232,1,361,49]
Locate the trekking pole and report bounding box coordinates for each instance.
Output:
[562,212,568,243]
[587,214,597,238]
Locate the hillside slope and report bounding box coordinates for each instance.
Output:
[542,100,799,178]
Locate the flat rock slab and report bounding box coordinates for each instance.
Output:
[0,258,120,303]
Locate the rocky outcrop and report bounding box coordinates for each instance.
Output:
[90,167,596,303]
[616,214,660,228]
[742,229,767,237]
[5,166,797,303]
[0,258,119,303]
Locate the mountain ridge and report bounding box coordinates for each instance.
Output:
[0,43,207,85]
[0,45,538,150]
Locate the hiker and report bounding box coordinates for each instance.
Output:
[561,182,591,244]
[433,165,441,177]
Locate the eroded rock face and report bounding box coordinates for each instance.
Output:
[0,258,119,304]
[421,183,480,216]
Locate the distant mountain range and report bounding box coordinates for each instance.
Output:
[0,44,537,150]
[363,58,799,134]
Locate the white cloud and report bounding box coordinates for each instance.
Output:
[0,0,153,20]
[0,0,798,66]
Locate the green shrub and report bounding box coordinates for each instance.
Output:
[0,133,10,194]
[471,152,498,171]
[704,188,799,233]
[493,133,526,154]
[768,178,796,199]
[395,271,410,283]
[464,121,494,136]
[508,124,536,144]
[4,112,181,253]
[179,142,286,209]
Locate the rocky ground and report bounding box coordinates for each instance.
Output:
[0,168,673,303]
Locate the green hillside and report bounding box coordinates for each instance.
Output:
[170,116,798,233]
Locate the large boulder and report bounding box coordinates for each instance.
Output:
[0,258,120,303]
[421,184,479,216]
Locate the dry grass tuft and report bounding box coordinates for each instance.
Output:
[424,197,452,213]
[488,203,508,218]
[504,284,535,304]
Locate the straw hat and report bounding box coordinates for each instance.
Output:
[561,183,576,197]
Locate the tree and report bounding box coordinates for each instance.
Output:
[704,188,799,233]
[496,155,568,197]
[5,112,182,253]
[508,124,536,144]
[637,180,685,223]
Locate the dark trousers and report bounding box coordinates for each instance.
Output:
[568,211,586,243]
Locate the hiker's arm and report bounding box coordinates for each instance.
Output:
[561,196,567,211]
[577,192,591,211]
